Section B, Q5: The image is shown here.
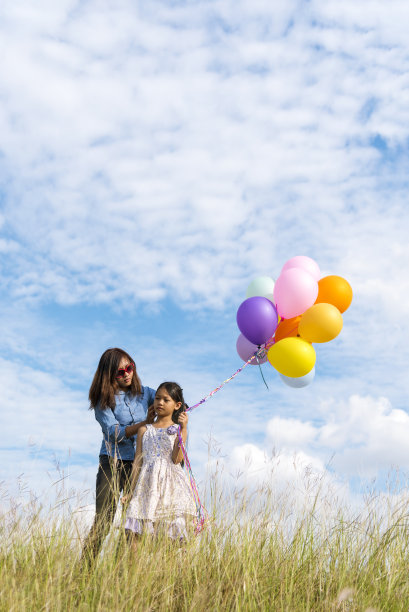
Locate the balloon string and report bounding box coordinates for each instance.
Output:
[180,347,269,533]
[186,351,258,413]
[256,347,269,390]
[177,427,207,534]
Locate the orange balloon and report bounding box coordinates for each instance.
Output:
[274,316,301,342]
[299,303,343,343]
[315,275,353,313]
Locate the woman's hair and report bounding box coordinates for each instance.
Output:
[89,348,142,410]
[156,381,189,423]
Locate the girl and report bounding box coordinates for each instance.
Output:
[123,382,196,541]
[82,348,156,561]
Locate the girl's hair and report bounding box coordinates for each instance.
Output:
[157,383,188,468]
[89,348,142,410]
[156,381,189,422]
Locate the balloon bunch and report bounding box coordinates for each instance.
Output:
[236,256,353,388]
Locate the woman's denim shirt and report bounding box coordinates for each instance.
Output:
[94,386,156,461]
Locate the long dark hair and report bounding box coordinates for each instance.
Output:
[156,381,188,423]
[89,348,142,410]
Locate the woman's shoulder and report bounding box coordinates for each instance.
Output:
[125,386,155,404]
[140,384,155,394]
[139,386,156,403]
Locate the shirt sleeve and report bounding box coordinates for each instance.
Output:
[94,404,127,444]
[145,386,156,408]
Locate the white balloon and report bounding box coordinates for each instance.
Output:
[246,276,275,302]
[279,367,315,388]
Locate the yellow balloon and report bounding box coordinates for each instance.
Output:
[267,337,316,378]
[299,303,343,343]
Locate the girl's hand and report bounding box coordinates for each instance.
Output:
[121,494,131,504]
[178,411,188,430]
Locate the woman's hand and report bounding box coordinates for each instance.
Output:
[178,411,188,430]
[146,404,156,424]
[121,494,131,505]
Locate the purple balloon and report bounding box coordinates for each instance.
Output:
[236,297,278,345]
[236,334,268,365]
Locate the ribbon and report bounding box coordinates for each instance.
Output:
[181,347,268,533]
[177,427,207,534]
[186,349,263,413]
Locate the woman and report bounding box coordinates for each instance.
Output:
[82,347,155,561]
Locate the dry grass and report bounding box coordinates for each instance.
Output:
[2,471,409,611]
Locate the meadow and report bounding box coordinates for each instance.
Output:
[1,471,409,611]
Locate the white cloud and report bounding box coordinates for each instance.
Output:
[1,0,409,506]
[206,392,409,517]
[263,395,409,480]
[266,417,317,450]
[0,0,408,315]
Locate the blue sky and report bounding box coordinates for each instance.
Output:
[1,0,409,510]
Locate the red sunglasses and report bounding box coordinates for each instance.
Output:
[115,363,135,379]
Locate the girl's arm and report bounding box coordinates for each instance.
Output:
[172,412,188,464]
[122,425,146,502]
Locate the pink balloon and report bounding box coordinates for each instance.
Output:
[281,256,321,282]
[236,334,267,365]
[273,268,319,318]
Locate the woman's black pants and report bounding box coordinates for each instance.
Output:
[82,455,133,561]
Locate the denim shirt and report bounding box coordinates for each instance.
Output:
[94,386,156,461]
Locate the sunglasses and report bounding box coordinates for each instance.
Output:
[115,363,135,379]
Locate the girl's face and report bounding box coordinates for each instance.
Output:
[115,356,134,391]
[154,388,181,417]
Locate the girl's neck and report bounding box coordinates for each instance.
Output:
[153,416,173,428]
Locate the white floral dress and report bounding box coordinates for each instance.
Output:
[125,424,197,539]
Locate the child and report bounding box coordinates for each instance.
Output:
[123,381,197,541]
[82,348,156,561]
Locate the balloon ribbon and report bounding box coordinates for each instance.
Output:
[186,351,258,413]
[177,427,207,534]
[256,347,269,390]
[182,347,269,532]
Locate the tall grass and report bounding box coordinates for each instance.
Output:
[2,470,409,611]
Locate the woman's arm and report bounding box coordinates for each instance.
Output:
[172,412,188,464]
[125,404,155,438]
[122,426,146,502]
[94,404,155,444]
[125,388,156,437]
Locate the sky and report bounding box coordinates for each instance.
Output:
[1,0,409,514]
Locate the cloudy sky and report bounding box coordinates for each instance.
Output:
[1,0,409,511]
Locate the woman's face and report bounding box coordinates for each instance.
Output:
[154,388,181,417]
[115,356,134,391]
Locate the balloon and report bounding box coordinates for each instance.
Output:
[299,303,343,343]
[236,334,267,365]
[315,275,353,313]
[246,276,275,302]
[280,367,315,388]
[267,337,316,377]
[274,316,301,342]
[281,256,321,282]
[236,297,279,345]
[273,268,319,318]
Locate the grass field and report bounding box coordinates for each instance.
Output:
[2,472,409,611]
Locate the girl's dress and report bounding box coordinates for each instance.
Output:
[125,424,197,539]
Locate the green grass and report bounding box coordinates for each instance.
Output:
[2,476,409,611]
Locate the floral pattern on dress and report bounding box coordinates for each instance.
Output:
[125,424,196,539]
